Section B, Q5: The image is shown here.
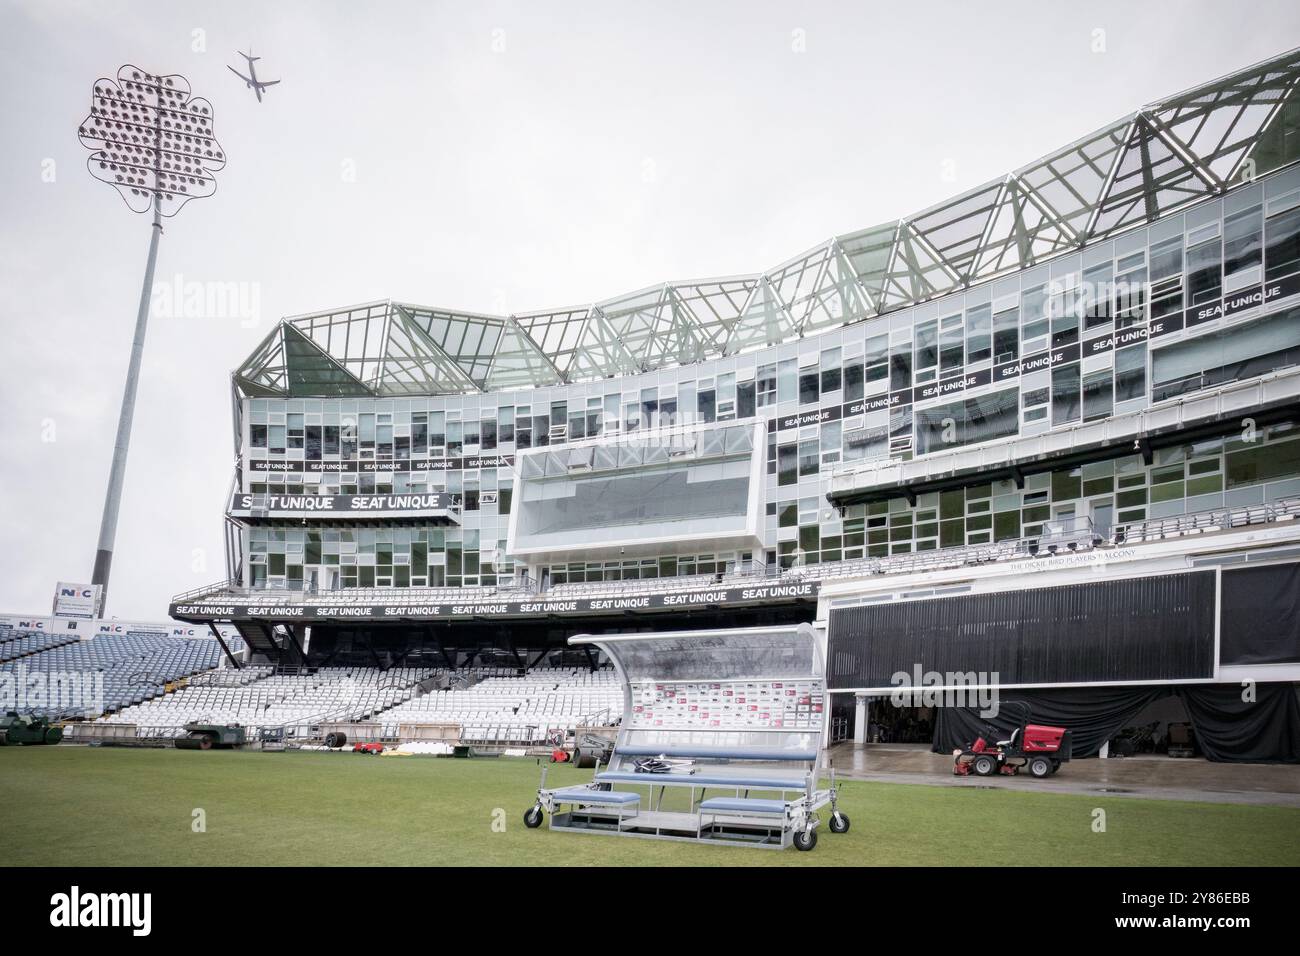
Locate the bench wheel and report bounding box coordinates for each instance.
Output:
[829,812,851,834]
[793,828,817,852]
[523,805,544,829]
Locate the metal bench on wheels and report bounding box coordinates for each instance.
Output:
[524,623,849,851]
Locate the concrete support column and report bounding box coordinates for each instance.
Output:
[854,693,869,744]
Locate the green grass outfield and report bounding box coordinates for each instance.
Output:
[2,746,1297,866]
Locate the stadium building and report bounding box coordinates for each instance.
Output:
[167,49,1300,761]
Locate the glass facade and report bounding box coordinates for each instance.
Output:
[233,152,1300,592]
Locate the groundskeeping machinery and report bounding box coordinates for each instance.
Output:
[523,624,849,851]
[952,702,1072,778]
[0,711,64,746]
[173,722,246,750]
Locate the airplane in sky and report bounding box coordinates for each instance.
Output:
[227,50,280,102]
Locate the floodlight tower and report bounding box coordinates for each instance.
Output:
[78,66,226,612]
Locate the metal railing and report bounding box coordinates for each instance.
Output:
[1113,496,1300,544]
[169,498,1300,613]
[171,579,236,603]
[809,496,1300,583]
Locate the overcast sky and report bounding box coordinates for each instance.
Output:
[2,0,1299,621]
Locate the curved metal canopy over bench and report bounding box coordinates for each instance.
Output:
[525,623,848,850]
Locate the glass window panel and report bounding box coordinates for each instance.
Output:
[1021,284,1049,343]
[1186,237,1223,307]
[1223,205,1262,281]
[1115,344,1146,402]
[966,304,992,364]
[914,388,1019,456]
[1051,363,1081,426]
[1265,206,1300,282]
[993,305,1018,364]
[1083,368,1113,422]
[915,320,938,372]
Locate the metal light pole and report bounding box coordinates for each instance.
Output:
[78,66,225,612]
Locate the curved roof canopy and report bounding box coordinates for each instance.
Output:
[237,47,1300,399]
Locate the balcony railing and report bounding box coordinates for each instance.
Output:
[171,497,1300,611]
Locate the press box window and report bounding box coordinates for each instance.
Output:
[1051,363,1081,426]
[1265,204,1300,282]
[914,388,1019,456]
[1022,387,1048,424]
[1115,344,1146,403]
[756,364,777,407]
[798,366,820,406]
[820,421,842,465]
[1152,307,1300,402]
[865,334,889,383]
[1082,368,1113,422]
[843,362,865,401]
[1223,204,1262,289]
[716,375,736,420]
[845,425,887,461]
[890,342,912,391]
[939,315,964,373]
[778,443,798,486]
[798,439,820,477]
[1021,284,1049,346]
[965,305,992,364]
[1083,262,1113,331]
[992,305,1018,364]
[777,359,798,403]
[915,320,938,377]
[1049,282,1079,348]
[1186,232,1222,307]
[697,387,717,423]
[820,348,842,394]
[1117,260,1150,328]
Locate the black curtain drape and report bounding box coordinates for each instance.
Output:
[830,571,1215,688]
[1219,563,1300,665]
[1177,683,1300,763]
[930,683,1300,762]
[931,686,1168,758]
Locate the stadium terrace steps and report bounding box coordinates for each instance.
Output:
[0,631,81,663]
[100,666,436,737]
[372,667,621,743]
[0,633,228,717]
[94,665,621,743]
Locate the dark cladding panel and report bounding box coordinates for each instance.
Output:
[828,570,1216,688]
[1220,562,1300,665]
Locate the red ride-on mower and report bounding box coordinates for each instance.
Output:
[953,702,1072,779]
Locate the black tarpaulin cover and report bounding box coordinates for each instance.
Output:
[1219,562,1300,665]
[1179,682,1300,763]
[932,686,1165,758]
[829,571,1215,688]
[931,683,1300,763]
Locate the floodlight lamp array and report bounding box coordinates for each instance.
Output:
[78,64,226,216]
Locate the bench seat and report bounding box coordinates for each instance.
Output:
[596,770,807,790]
[550,788,642,806]
[699,797,791,815]
[616,744,817,762]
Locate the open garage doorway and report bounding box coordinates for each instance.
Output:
[1102,695,1200,760]
[864,697,935,745]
